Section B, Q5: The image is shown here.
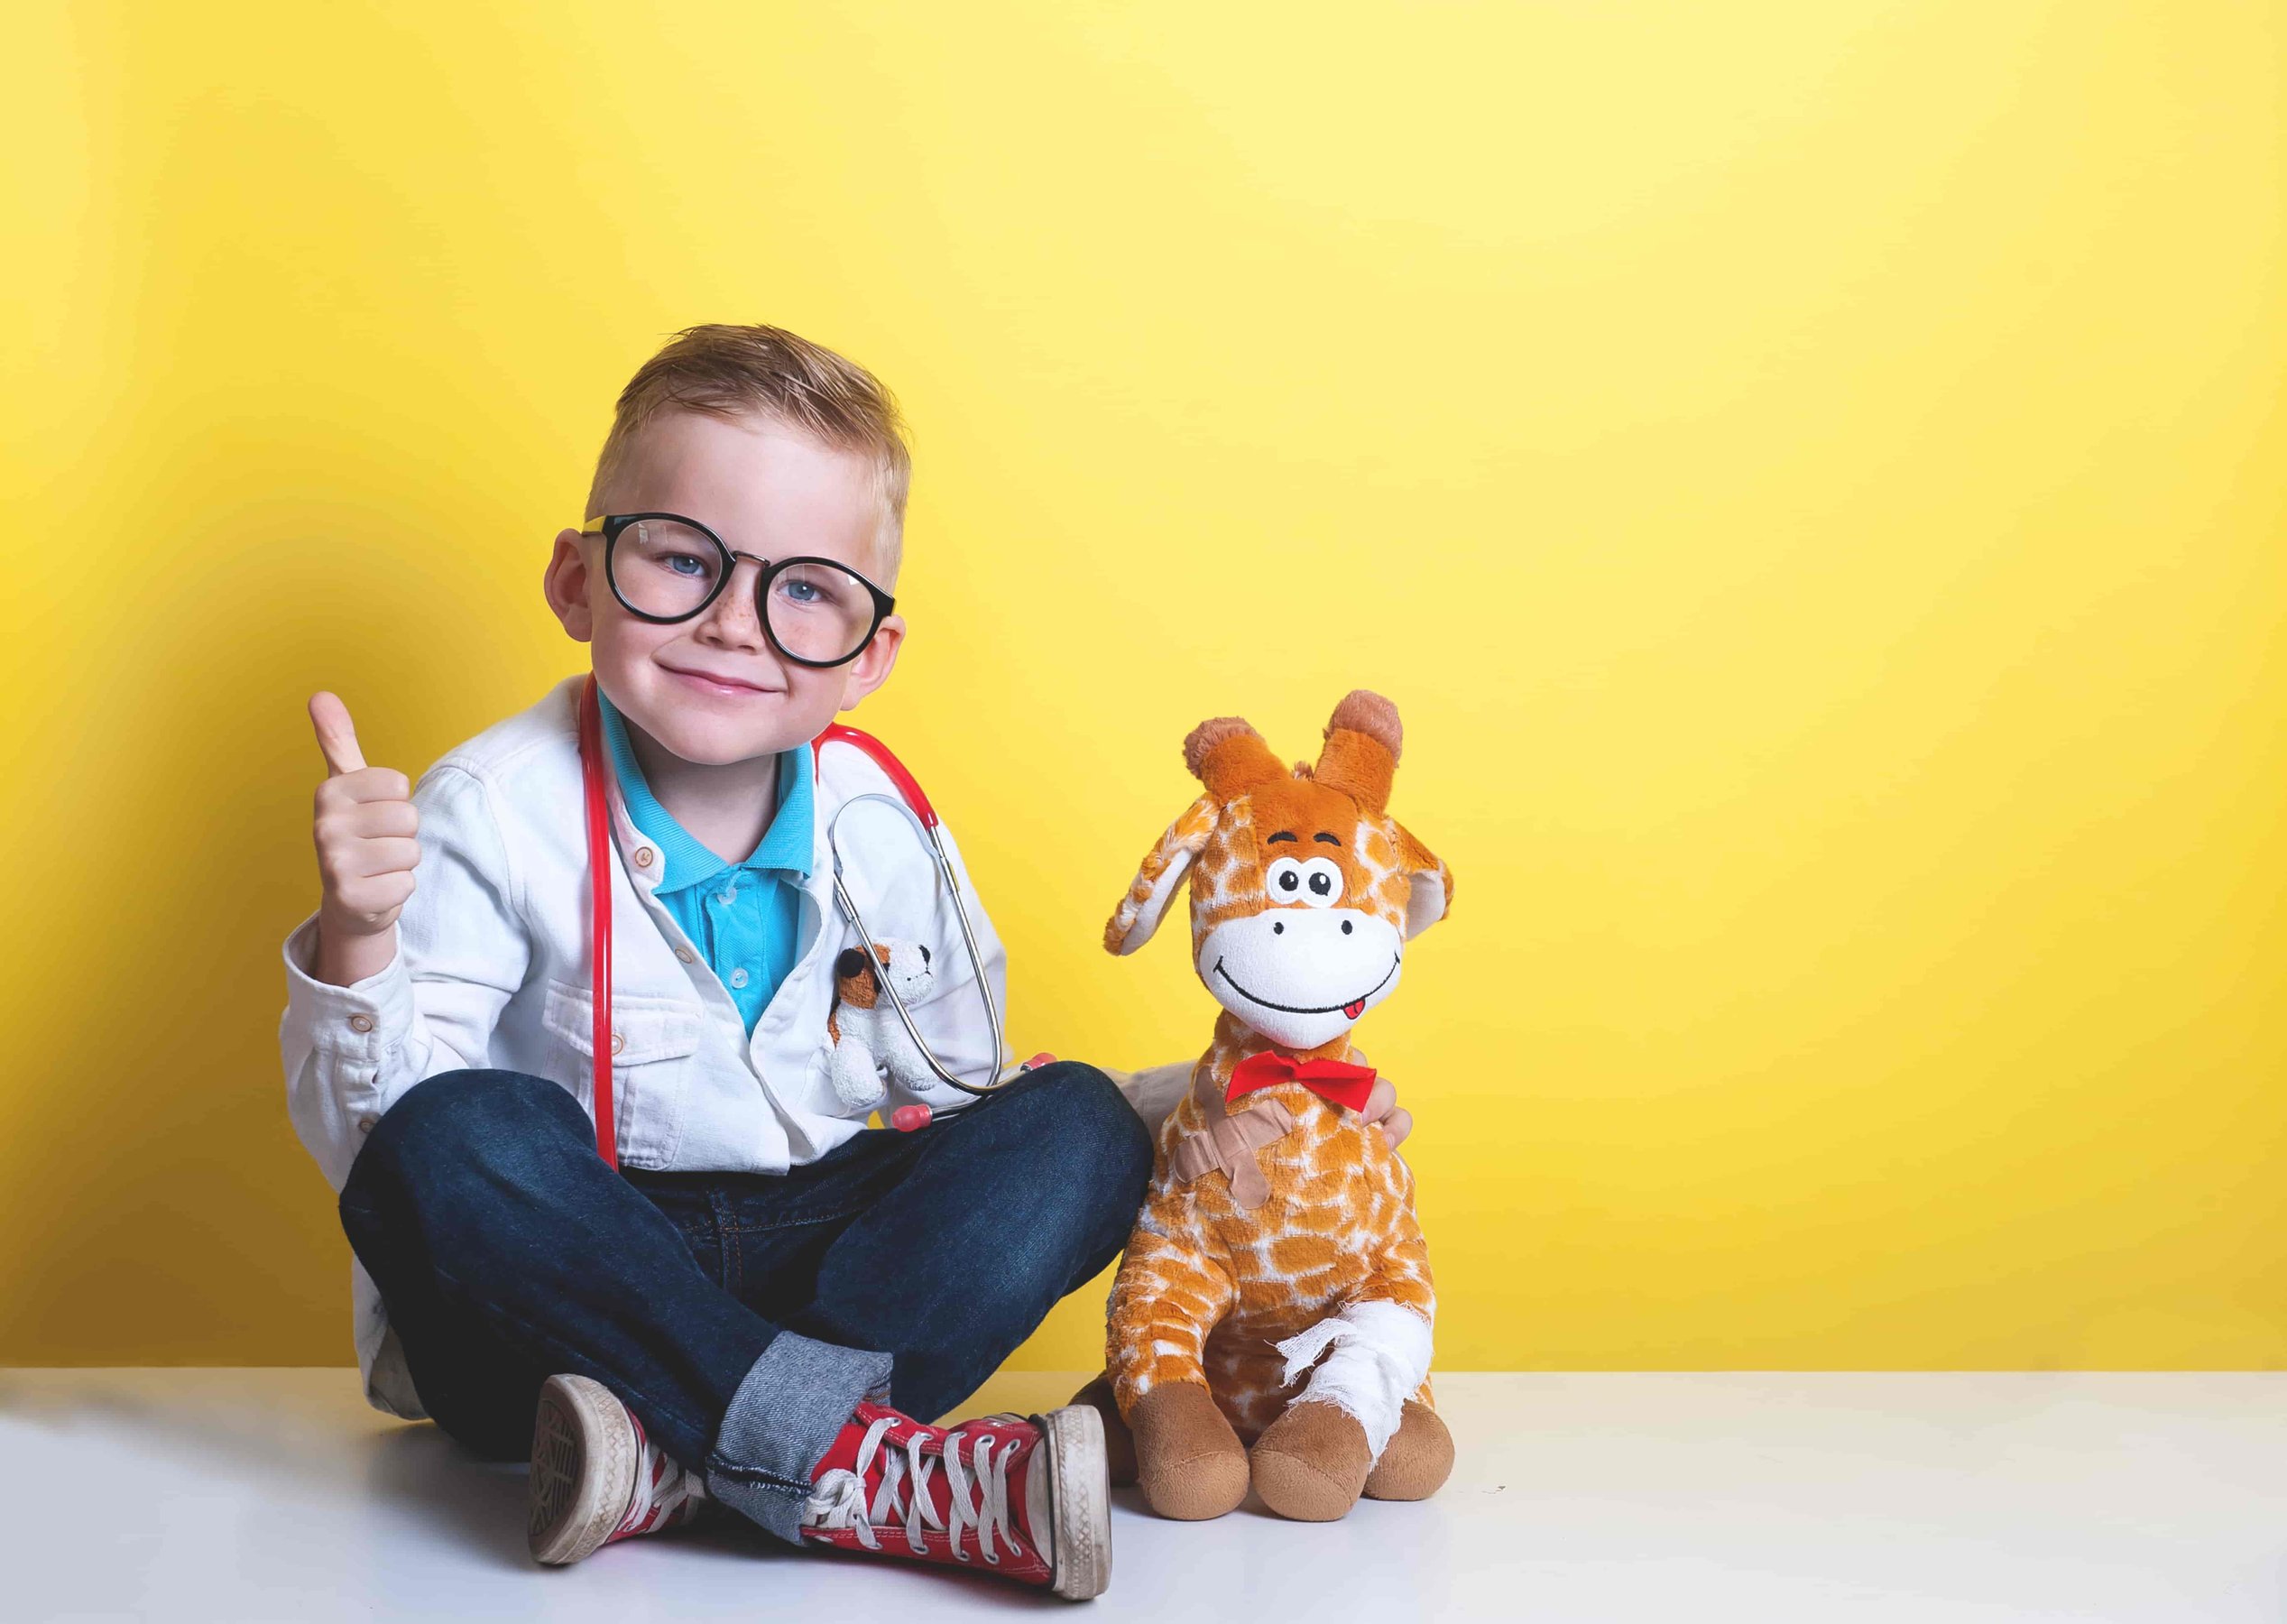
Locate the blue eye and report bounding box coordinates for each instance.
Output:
[664,554,708,578]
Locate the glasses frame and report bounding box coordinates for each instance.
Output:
[579,512,897,670]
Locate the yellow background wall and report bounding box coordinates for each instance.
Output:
[5,2,2283,1370]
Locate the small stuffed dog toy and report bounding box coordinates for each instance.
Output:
[823,940,936,1112]
[1083,690,1454,1523]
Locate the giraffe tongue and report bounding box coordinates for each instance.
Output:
[1343,998,1366,1020]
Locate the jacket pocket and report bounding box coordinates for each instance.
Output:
[539,975,705,1151]
[541,977,705,1065]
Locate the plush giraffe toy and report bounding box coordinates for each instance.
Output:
[1081,691,1454,1523]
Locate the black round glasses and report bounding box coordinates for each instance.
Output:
[578,512,896,669]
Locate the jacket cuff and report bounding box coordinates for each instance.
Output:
[281,911,416,1063]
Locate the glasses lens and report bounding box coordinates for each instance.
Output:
[609,519,724,619]
[766,561,880,664]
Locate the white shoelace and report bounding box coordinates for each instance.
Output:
[614,1426,705,1538]
[801,1416,1022,1564]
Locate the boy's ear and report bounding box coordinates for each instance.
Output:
[835,614,907,712]
[1393,819,1452,938]
[545,529,595,642]
[1105,795,1221,955]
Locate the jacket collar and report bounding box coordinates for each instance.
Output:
[590,684,817,897]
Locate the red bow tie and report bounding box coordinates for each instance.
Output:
[1226,1051,1379,1114]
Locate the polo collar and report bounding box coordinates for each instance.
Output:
[595,685,816,895]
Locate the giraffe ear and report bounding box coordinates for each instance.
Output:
[1106,794,1220,955]
[1393,819,1452,938]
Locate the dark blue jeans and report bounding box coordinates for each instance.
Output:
[337,1062,1153,1542]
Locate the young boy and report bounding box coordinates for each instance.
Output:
[279,325,1153,1599]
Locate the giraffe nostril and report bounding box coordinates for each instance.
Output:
[1342,919,1353,935]
[1272,921,1284,935]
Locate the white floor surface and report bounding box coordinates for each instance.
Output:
[5,1369,2287,1621]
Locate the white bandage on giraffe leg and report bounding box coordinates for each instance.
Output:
[1273,1300,1433,1460]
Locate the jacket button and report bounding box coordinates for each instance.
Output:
[675,946,696,964]
[610,1031,626,1056]
[634,846,656,869]
[347,1013,374,1033]
[356,1115,378,1134]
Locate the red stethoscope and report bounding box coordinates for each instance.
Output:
[575,674,1010,1167]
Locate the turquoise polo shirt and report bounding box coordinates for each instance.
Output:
[596,688,814,1037]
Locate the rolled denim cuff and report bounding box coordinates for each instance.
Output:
[704,1331,894,1543]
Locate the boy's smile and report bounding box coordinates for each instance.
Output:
[543,409,906,780]
[660,662,781,700]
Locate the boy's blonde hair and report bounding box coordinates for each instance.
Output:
[586,323,913,584]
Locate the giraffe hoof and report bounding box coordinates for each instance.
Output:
[1130,1382,1249,1520]
[1068,1371,1137,1487]
[1362,1400,1452,1501]
[1250,1400,1371,1522]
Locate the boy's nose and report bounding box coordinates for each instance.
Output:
[696,561,770,643]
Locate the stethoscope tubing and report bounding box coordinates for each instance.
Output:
[824,792,1007,1100]
[576,674,1009,1167]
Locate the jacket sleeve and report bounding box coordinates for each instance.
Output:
[280,762,531,1190]
[875,815,1013,1113]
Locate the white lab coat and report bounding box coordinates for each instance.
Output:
[278,673,1018,1416]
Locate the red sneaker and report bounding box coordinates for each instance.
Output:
[799,1400,1111,1600]
[528,1373,706,1564]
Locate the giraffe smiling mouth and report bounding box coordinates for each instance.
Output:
[1213,955,1399,1020]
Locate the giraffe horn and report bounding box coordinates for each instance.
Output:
[1314,690,1402,812]
[1185,716,1287,798]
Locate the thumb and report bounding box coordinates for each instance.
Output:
[309,691,368,778]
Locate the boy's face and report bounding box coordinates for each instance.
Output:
[544,410,905,767]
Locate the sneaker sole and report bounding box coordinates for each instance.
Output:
[1034,1403,1112,1601]
[529,1373,639,1566]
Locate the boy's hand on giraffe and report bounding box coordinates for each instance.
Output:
[309,691,420,940]
[1361,1076,1412,1149]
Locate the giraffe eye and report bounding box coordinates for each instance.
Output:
[1266,855,1342,909]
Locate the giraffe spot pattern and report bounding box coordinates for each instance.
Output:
[1102,725,1446,1443]
[1106,1017,1437,1437]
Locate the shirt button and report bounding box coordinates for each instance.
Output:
[675,946,696,964]
[634,846,656,869]
[347,1013,374,1033]
[729,968,750,989]
[610,1031,626,1056]
[356,1115,378,1134]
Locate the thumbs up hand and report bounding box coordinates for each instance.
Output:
[309,692,420,983]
